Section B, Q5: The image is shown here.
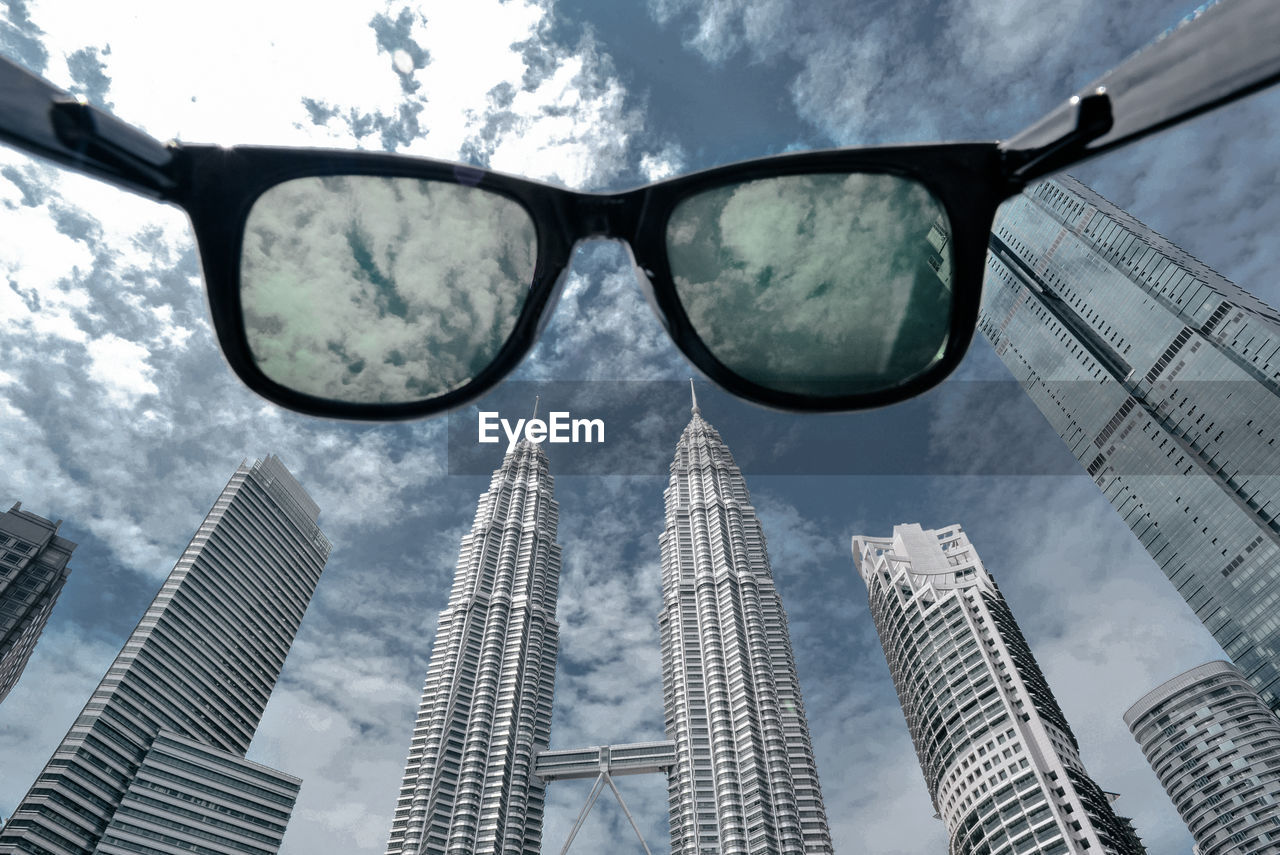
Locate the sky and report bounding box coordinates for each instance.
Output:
[0,0,1277,852]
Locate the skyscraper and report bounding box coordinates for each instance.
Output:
[0,502,75,703]
[0,455,329,855]
[386,439,561,855]
[977,175,1280,710]
[852,523,1145,855]
[659,389,831,855]
[1125,660,1280,855]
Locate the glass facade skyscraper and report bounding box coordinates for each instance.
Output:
[1125,660,1280,854]
[0,455,329,855]
[853,523,1145,855]
[0,502,75,704]
[978,175,1280,709]
[386,440,561,855]
[659,393,831,855]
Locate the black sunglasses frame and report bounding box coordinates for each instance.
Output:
[2,0,1275,419]
[170,142,1021,420]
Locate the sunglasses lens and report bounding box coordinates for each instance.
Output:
[667,172,954,399]
[240,176,537,404]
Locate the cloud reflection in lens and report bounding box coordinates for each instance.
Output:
[667,172,953,397]
[241,176,536,404]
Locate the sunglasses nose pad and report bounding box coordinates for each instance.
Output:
[616,240,672,335]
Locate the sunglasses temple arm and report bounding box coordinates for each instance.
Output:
[0,55,178,200]
[999,0,1280,184]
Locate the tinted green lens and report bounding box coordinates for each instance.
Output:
[667,172,954,398]
[241,176,536,404]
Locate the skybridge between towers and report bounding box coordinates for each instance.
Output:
[533,741,677,854]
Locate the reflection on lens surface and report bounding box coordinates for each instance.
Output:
[667,173,953,397]
[241,176,536,404]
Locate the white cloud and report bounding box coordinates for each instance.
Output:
[17,0,656,187]
[299,427,449,538]
[250,646,422,854]
[648,0,789,65]
[476,36,639,189]
[242,176,537,402]
[649,0,1184,145]
[23,0,406,146]
[84,333,159,406]
[639,144,686,181]
[950,0,1095,81]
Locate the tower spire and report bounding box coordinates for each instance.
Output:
[533,394,540,421]
[689,378,699,415]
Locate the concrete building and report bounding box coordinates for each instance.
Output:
[1125,660,1280,854]
[96,730,301,855]
[0,456,329,855]
[659,388,831,854]
[852,523,1145,855]
[386,440,561,855]
[977,175,1280,710]
[0,502,75,703]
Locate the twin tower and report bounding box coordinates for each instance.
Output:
[384,394,834,855]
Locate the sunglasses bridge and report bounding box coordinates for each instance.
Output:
[556,189,648,242]
[537,236,666,340]
[533,190,663,335]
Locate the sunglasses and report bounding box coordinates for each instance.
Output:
[1,0,1276,420]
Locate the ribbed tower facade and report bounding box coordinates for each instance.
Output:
[0,502,76,703]
[852,523,1145,855]
[0,455,329,855]
[387,440,561,855]
[659,392,831,855]
[977,175,1280,710]
[1125,660,1280,854]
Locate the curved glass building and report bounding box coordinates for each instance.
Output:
[853,523,1145,855]
[1125,660,1280,854]
[979,175,1280,712]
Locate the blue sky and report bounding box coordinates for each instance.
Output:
[1,0,1276,851]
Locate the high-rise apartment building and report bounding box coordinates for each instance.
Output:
[852,523,1145,855]
[976,175,1280,710]
[1125,660,1280,855]
[386,440,561,855]
[0,455,329,855]
[0,502,76,703]
[659,390,831,854]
